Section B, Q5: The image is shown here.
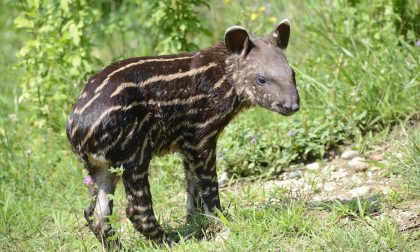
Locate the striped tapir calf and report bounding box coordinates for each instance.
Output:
[66,19,299,248]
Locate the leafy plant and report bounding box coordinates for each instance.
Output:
[15,0,102,129]
[146,0,210,54]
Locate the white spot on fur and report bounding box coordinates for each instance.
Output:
[270,102,278,111]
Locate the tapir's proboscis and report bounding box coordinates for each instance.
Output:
[66,19,299,249]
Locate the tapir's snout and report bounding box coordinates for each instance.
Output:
[274,90,300,116]
[275,102,299,116]
[284,99,300,112]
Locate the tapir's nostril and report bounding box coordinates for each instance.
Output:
[283,102,299,111]
[275,102,299,115]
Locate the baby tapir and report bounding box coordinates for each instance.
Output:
[66,19,299,249]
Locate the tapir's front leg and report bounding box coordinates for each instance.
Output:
[183,142,220,220]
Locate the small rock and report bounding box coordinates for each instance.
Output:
[380,186,391,195]
[288,170,303,179]
[314,182,323,191]
[215,227,230,242]
[351,175,364,185]
[371,154,384,161]
[341,150,360,160]
[306,162,321,171]
[348,157,369,172]
[323,182,337,192]
[324,164,337,172]
[332,169,348,179]
[349,186,372,197]
[337,196,353,202]
[218,172,229,187]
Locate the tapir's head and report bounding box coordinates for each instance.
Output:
[225,19,299,116]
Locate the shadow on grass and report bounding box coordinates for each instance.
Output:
[161,212,224,244]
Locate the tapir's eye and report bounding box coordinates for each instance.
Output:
[256,76,267,86]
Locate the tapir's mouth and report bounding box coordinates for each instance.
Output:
[272,103,300,116]
[279,109,298,116]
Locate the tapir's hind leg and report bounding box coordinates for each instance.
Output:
[122,142,173,246]
[84,161,122,250]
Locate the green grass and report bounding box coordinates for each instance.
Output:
[393,128,420,194]
[1,0,420,251]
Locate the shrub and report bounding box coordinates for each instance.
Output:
[14,0,102,129]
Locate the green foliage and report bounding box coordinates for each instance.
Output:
[392,0,420,40]
[15,0,102,129]
[146,0,210,54]
[393,128,420,193]
[315,197,382,220]
[108,166,125,177]
[219,108,354,176]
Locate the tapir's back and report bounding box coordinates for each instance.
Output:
[66,47,231,166]
[66,52,196,162]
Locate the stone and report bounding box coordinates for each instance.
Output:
[324,164,337,172]
[288,170,303,179]
[332,169,348,179]
[348,157,369,172]
[263,178,313,196]
[379,186,391,195]
[215,227,230,242]
[323,182,337,192]
[371,154,384,161]
[341,150,360,160]
[218,172,229,187]
[306,162,321,171]
[349,186,372,198]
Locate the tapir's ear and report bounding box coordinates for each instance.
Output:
[271,19,290,49]
[224,26,253,56]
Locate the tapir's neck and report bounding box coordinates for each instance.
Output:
[145,44,249,145]
[187,44,250,127]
